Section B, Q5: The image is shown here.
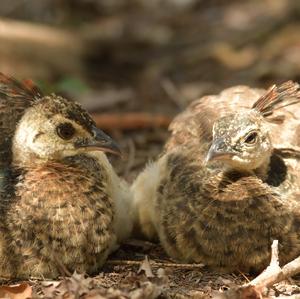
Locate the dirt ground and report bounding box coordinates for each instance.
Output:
[2,240,300,298]
[1,0,300,298]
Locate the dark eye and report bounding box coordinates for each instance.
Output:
[244,132,258,144]
[56,123,75,140]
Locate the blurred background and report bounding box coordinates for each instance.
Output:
[1,0,300,180]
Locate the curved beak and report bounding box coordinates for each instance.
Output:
[77,127,122,156]
[206,138,234,164]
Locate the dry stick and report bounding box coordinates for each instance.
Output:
[248,240,300,290]
[0,274,54,282]
[106,259,205,269]
[217,240,300,299]
[248,240,281,289]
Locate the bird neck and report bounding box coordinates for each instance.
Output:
[14,153,110,195]
[224,154,272,182]
[12,152,109,174]
[253,157,271,182]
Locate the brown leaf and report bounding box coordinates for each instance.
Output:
[41,281,61,298]
[41,273,90,298]
[0,283,32,299]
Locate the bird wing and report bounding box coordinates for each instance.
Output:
[0,73,43,168]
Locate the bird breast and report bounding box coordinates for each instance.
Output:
[6,155,115,272]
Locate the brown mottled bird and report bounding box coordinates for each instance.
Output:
[0,73,133,279]
[132,81,300,273]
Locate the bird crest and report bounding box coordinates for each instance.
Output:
[0,73,44,168]
[252,81,300,118]
[0,73,43,103]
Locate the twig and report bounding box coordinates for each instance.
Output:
[0,274,55,282]
[247,241,300,291]
[249,240,281,289]
[215,240,300,299]
[91,113,172,130]
[106,259,205,269]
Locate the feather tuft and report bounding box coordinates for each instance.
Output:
[252,81,300,117]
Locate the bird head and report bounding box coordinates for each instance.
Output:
[206,111,271,171]
[13,94,121,165]
[206,81,300,171]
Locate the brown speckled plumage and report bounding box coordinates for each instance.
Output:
[0,73,132,279]
[153,150,300,272]
[132,81,300,273]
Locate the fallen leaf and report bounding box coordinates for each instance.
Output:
[0,283,32,299]
[41,281,61,298]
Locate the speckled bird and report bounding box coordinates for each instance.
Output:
[132,81,300,273]
[0,73,133,279]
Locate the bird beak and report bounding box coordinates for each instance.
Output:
[79,127,122,156]
[206,138,234,164]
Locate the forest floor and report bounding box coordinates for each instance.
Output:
[2,240,300,298]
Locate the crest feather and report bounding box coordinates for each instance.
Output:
[0,73,43,101]
[252,81,300,117]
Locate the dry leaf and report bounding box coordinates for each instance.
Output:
[41,281,61,298]
[0,283,32,299]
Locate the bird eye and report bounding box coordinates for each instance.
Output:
[244,131,258,144]
[56,123,75,140]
